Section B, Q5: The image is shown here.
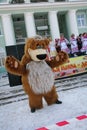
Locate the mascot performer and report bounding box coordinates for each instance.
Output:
[5,36,69,113]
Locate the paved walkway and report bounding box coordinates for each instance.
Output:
[36,114,87,130]
[0,73,87,106]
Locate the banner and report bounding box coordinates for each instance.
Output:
[53,55,87,79]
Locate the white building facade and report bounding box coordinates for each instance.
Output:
[0,0,87,72]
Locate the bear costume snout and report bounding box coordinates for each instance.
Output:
[28,48,47,61]
[36,54,47,60]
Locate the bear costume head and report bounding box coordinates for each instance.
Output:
[5,36,69,112]
[25,35,49,62]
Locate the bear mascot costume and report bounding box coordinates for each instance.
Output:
[5,36,69,112]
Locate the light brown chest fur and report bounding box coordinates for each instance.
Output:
[26,61,54,94]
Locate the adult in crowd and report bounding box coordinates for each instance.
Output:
[76,33,82,53]
[57,33,70,54]
[47,37,57,60]
[70,34,79,56]
[81,32,87,54]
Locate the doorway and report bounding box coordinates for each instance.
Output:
[57,12,69,39]
[12,14,27,44]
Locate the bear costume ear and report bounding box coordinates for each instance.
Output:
[26,38,35,48]
[24,38,35,55]
[44,38,50,47]
[24,37,50,56]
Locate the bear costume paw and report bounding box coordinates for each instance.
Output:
[5,56,19,69]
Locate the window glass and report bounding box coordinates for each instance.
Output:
[31,0,47,2]
[0,0,7,3]
[0,48,5,67]
[12,14,27,44]
[0,29,1,35]
[0,27,2,35]
[34,13,50,37]
[77,13,85,27]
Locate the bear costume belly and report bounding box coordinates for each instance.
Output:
[26,61,54,94]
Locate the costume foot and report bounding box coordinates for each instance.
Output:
[55,100,62,104]
[31,108,36,113]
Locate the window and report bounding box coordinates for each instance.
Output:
[0,29,1,35]
[0,57,5,66]
[0,24,3,35]
[31,0,47,2]
[0,48,5,67]
[55,0,65,1]
[12,14,27,43]
[77,13,86,27]
[10,0,24,4]
[0,27,2,35]
[0,0,7,3]
[0,20,2,35]
[34,13,50,37]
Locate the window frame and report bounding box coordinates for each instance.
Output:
[77,12,86,28]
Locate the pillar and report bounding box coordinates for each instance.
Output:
[48,11,60,41]
[66,10,79,38]
[24,12,36,37]
[48,0,54,2]
[1,14,16,46]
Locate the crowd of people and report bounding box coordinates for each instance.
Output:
[48,32,87,58]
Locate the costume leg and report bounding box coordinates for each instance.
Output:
[44,86,59,105]
[28,94,43,112]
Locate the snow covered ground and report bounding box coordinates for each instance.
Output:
[0,75,87,130]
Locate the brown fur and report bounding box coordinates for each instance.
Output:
[5,37,69,112]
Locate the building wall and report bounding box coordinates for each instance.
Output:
[0,16,6,73]
[0,0,86,3]
[0,17,5,48]
[0,0,87,73]
[0,1,87,42]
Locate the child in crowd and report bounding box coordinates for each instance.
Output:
[81,32,87,54]
[70,34,79,56]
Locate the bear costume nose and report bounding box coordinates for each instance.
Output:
[36,54,47,60]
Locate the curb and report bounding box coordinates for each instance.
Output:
[36,114,87,130]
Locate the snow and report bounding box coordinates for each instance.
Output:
[0,84,87,130]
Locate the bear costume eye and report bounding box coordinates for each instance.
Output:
[36,44,44,49]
